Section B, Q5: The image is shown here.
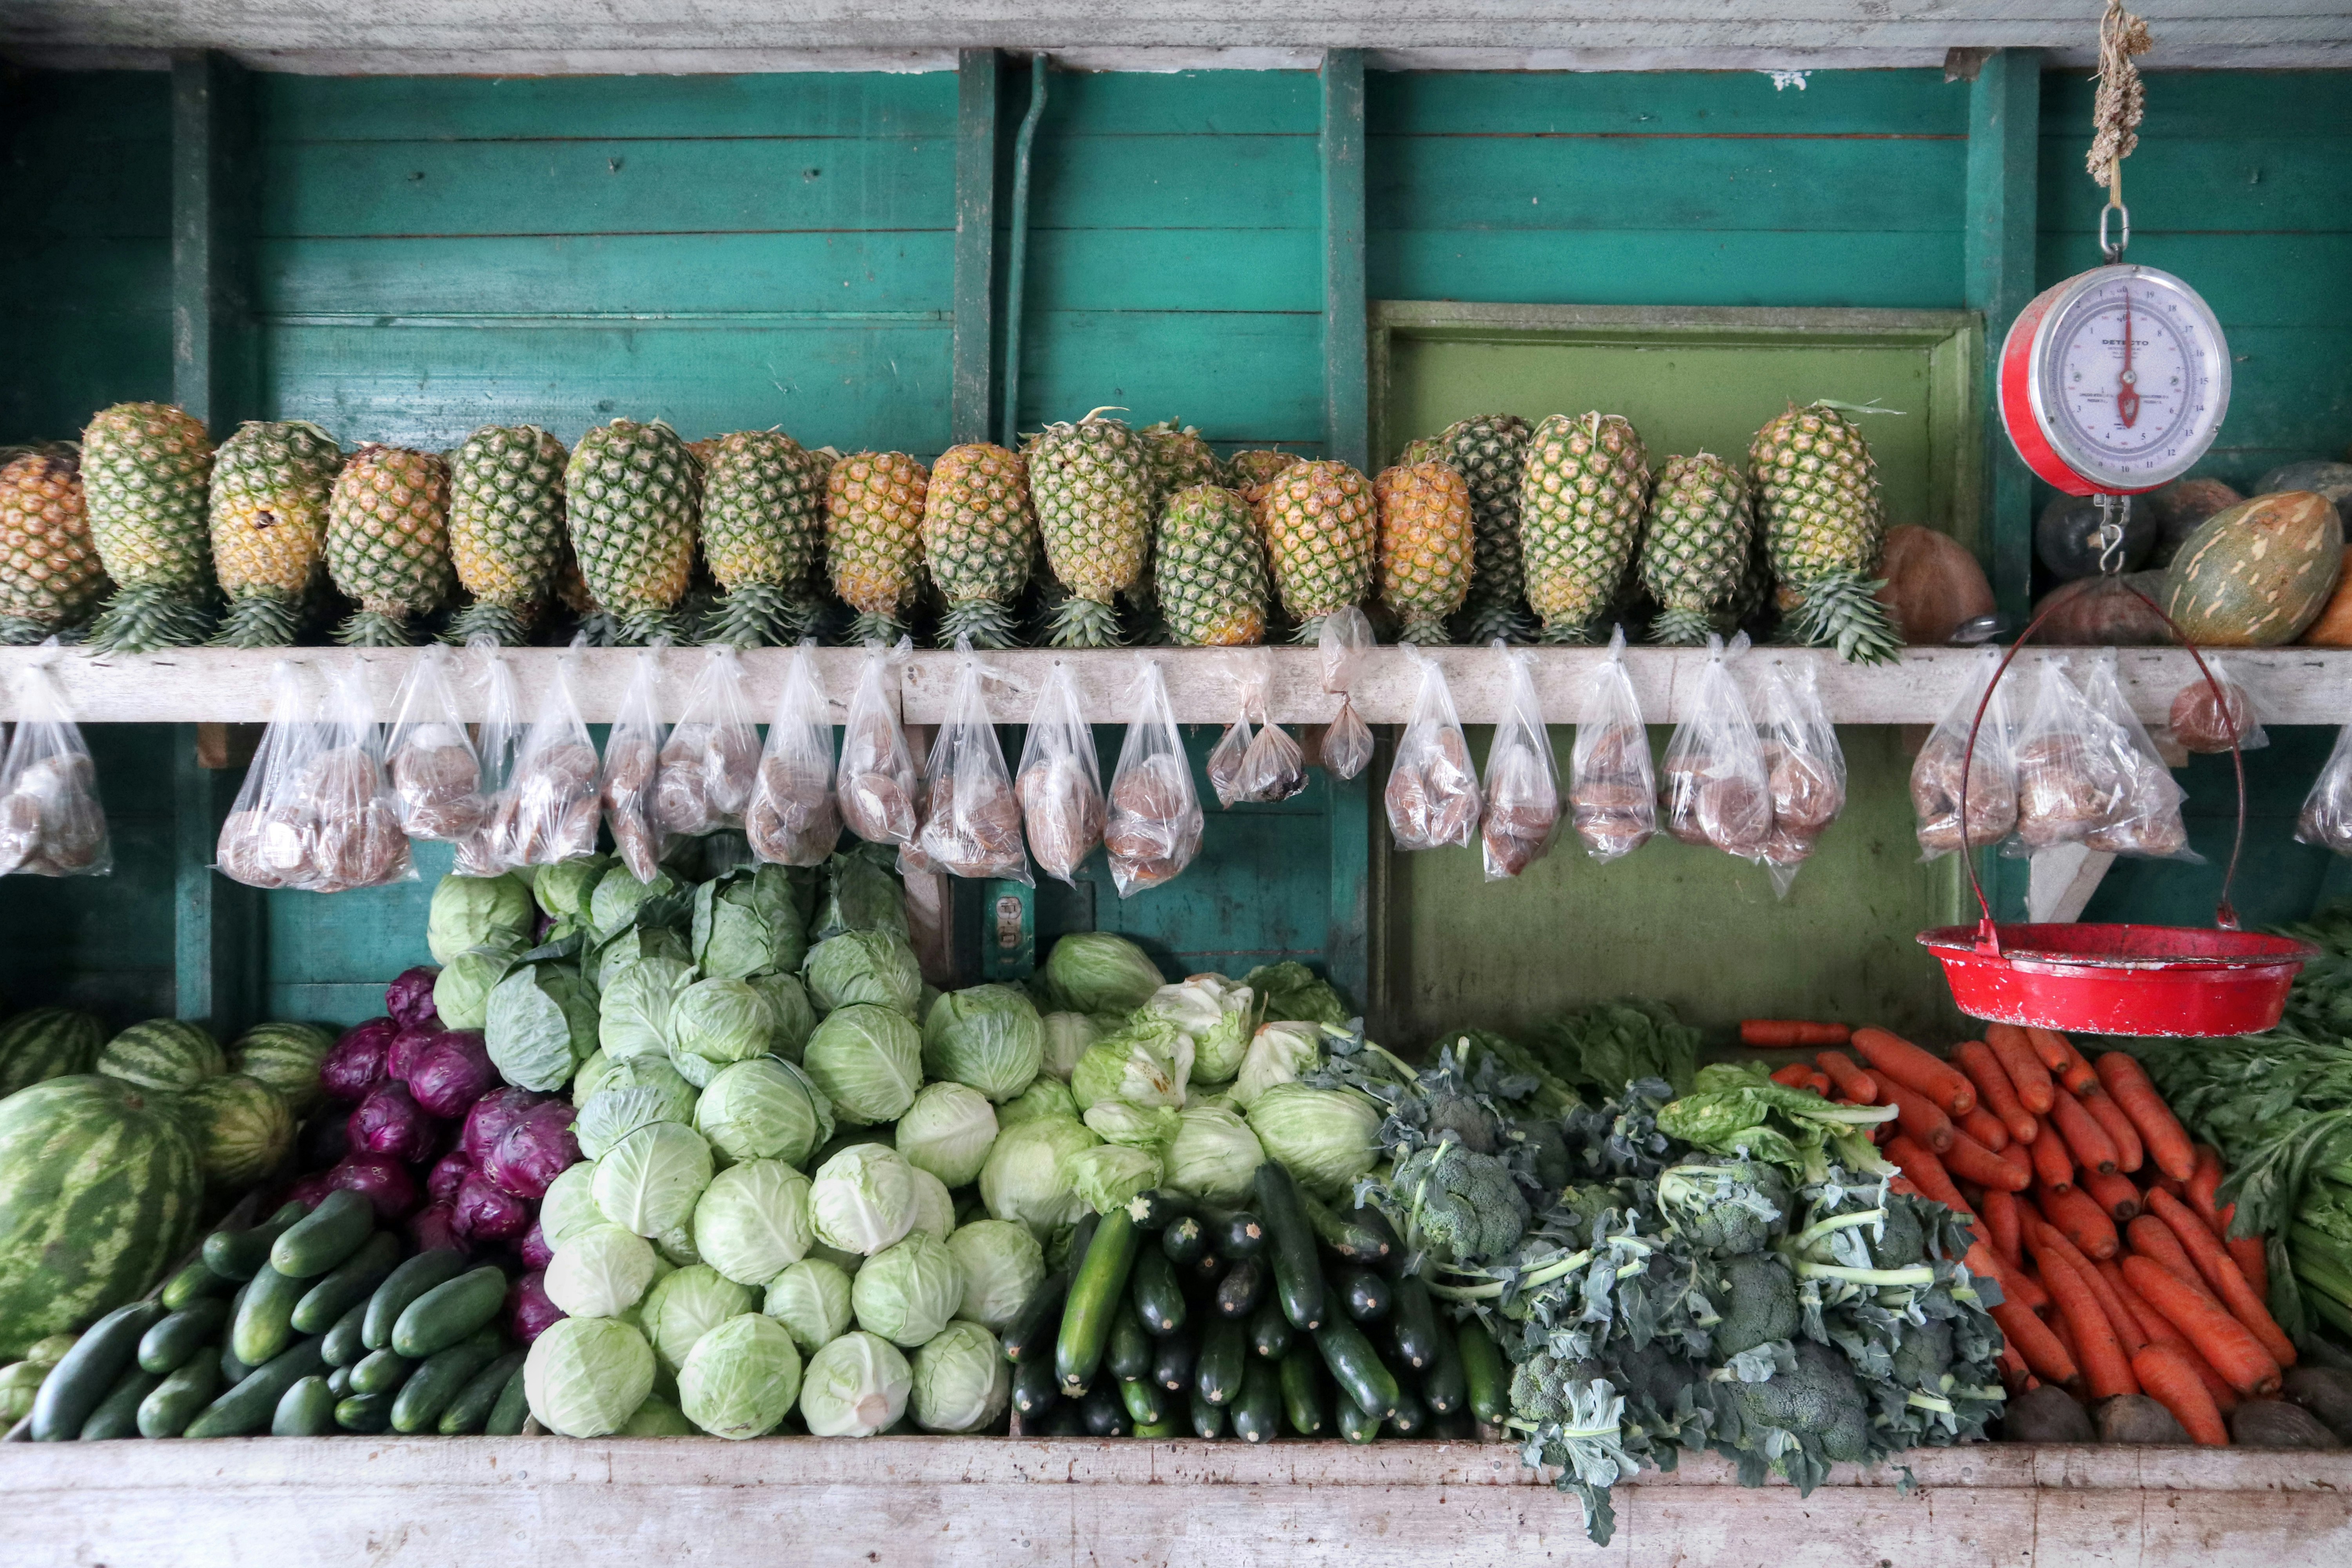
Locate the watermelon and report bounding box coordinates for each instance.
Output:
[228,1022,336,1115]
[95,1019,225,1093]
[177,1073,296,1187]
[0,1008,105,1098]
[0,1074,203,1361]
[2162,490,2345,647]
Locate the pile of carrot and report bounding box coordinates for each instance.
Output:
[1785,1022,2292,1447]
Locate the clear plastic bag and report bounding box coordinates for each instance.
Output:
[2008,657,2123,853]
[2080,650,2195,860]
[1385,646,1481,851]
[216,661,323,891]
[1659,633,1771,861]
[911,639,1031,883]
[748,641,842,868]
[2168,658,2270,755]
[1017,659,1103,886]
[2296,724,2352,855]
[304,662,416,894]
[603,647,668,879]
[836,637,920,851]
[1756,659,1847,893]
[1209,650,1305,808]
[1317,605,1374,782]
[1481,642,1558,880]
[1570,625,1655,862]
[656,644,761,838]
[452,639,525,878]
[1912,645,2019,861]
[1105,656,1203,897]
[0,649,109,878]
[385,642,486,843]
[503,635,603,868]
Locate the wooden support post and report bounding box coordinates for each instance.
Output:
[951,49,1001,448]
[173,725,259,1034]
[171,50,253,439]
[1964,48,2041,626]
[1320,49,1368,471]
[1325,766,1371,1018]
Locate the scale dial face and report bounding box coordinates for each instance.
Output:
[2000,264,2231,496]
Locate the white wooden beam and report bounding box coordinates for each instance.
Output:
[2027,840,2118,924]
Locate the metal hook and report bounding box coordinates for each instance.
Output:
[2100,201,2131,263]
[2094,492,2129,576]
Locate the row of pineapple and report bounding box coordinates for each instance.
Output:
[0,399,1898,661]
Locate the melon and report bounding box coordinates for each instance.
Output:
[2301,548,2352,647]
[95,1019,225,1093]
[2032,572,2173,646]
[2162,491,2345,647]
[0,1074,203,1360]
[228,1021,335,1115]
[0,1008,105,1098]
[177,1073,296,1187]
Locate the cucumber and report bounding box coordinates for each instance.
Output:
[391,1265,509,1359]
[140,1297,232,1374]
[437,1350,526,1436]
[30,1300,168,1442]
[1388,1276,1439,1371]
[1189,1381,1227,1439]
[1054,1209,1141,1396]
[485,1362,531,1435]
[1336,1266,1390,1322]
[1118,1375,1165,1427]
[1301,1190,1395,1265]
[392,1329,507,1434]
[1428,1408,1472,1442]
[350,1347,417,1397]
[1079,1379,1129,1437]
[1418,1319,1466,1416]
[291,1230,403,1334]
[1210,1208,1265,1259]
[159,1256,234,1311]
[1151,1327,1195,1393]
[136,1354,222,1438]
[1131,1417,1180,1439]
[231,1263,306,1367]
[1247,1294,1292,1361]
[1160,1216,1208,1265]
[1183,1249,1225,1288]
[328,1365,354,1398]
[1000,1271,1070,1365]
[1335,1387,1382,1445]
[1213,1257,1265,1320]
[1279,1350,1327,1436]
[1106,1296,1152,1383]
[322,1299,372,1368]
[1252,1164,1326,1332]
[1010,1355,1060,1422]
[184,1339,329,1438]
[270,1190,376,1279]
[1314,1318,1401,1421]
[1131,1249,1186,1336]
[79,1364,163,1439]
[335,1391,394,1433]
[1459,1320,1509,1426]
[1230,1358,1281,1443]
[1195,1317,1248,1406]
[273,1375,338,1436]
[1124,1190,1198,1231]
[201,1200,311,1282]
[1042,1403,1085,1438]
[1388,1386,1427,1438]
[219,1341,253,1385]
[362,1249,468,1352]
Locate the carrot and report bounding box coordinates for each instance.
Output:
[2038,1181,2120,1259]
[1960,1105,2012,1154]
[1867,1070,1955,1152]
[2078,1087,2144,1174]
[1852,1027,1975,1116]
[1953,1040,2038,1145]
[2121,1254,2281,1396]
[1981,1188,2023,1265]
[2101,1259,2239,1414]
[2048,1091,2120,1175]
[1997,1138,2034,1189]
[2132,1344,2229,1446]
[2034,1028,2100,1096]
[2031,1219,2145,1353]
[1959,1236,2012,1296]
[1984,1024,2057,1115]
[1769,1062,1814,1089]
[2024,1025,2074,1074]
[2028,1122,2074,1192]
[2128,1214,2207,1293]
[2039,1246,2136,1399]
[2188,1146,2228,1235]
[1741,1019,1850,1048]
[2227,1233,2269,1304]
[1996,1339,2033,1391]
[1943,1128,2030,1192]
[1886,1137,1973,1220]
[2144,1188,2296,1370]
[1813,1050,1876,1103]
[1991,1298,2079,1386]
[2152,1170,2188,1201]
[2094,1052,2197,1181]
[2080,1168,2143,1225]
[2003,1263,2049,1312]
[1804,1071,1835,1097]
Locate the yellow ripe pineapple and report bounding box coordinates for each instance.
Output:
[699,429,827,648]
[81,401,217,650]
[0,445,108,644]
[1749,402,1900,664]
[565,418,700,647]
[1028,409,1155,648]
[1156,485,1268,647]
[1261,459,1376,643]
[446,425,568,647]
[326,445,456,647]
[207,421,342,647]
[1638,453,1753,647]
[1374,460,1474,645]
[826,451,929,644]
[1519,412,1649,644]
[922,442,1035,649]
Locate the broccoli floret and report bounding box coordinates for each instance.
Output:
[1710,1254,1800,1359]
[1723,1340,1868,1455]
[1869,1201,1926,1271]
[1395,1139,1529,1263]
[1508,1117,1573,1191]
[1657,1160,1791,1254]
[1425,1091,1499,1154]
[1509,1350,1606,1424]
[1890,1317,1954,1392]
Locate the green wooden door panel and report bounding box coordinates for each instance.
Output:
[1027,229,1321,314]
[1368,68,1969,137]
[1370,230,1966,313]
[262,839,446,1028]
[1032,69,1320,135]
[254,72,956,142]
[1018,311,1325,449]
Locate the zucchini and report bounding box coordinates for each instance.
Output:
[1183,1249,1225,1288]
[1301,1190,1395,1265]
[184,1339,329,1439]
[1160,1216,1208,1265]
[1459,1321,1509,1426]
[437,1350,526,1436]
[1041,1403,1086,1438]
[1335,1387,1382,1445]
[322,1298,372,1368]
[335,1391,394,1433]
[1388,1276,1439,1371]
[1119,1375,1165,1427]
[1313,1318,1401,1420]
[136,1354,222,1439]
[1213,1257,1265,1320]
[1336,1266,1390,1322]
[350,1347,417,1397]
[1151,1327,1195,1393]
[1279,1351,1327,1436]
[1388,1386,1427,1438]
[1194,1317,1248,1406]
[139,1297,232,1375]
[1248,1294,1292,1361]
[1252,1164,1326,1332]
[200,1200,310,1283]
[1124,1190,1198,1231]
[1079,1379,1129,1437]
[1229,1358,1281,1444]
[30,1299,167,1442]
[485,1362,531,1436]
[159,1256,233,1311]
[1428,1408,1472,1442]
[1132,1417,1179,1438]
[1131,1249,1186,1336]
[218,1340,253,1386]
[272,1375,338,1436]
[1054,1208,1141,1396]
[1418,1319,1466,1416]
[1210,1208,1265,1259]
[1189,1381,1227,1439]
[1010,1354,1060,1421]
[392,1329,507,1434]
[270,1189,375,1279]
[327,1365,354,1399]
[1000,1270,1070,1365]
[391,1265,509,1359]
[78,1364,163,1440]
[291,1230,402,1334]
[1105,1296,1152,1383]
[362,1249,468,1352]
[231,1263,306,1367]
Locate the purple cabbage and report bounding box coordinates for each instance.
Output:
[387,1024,441,1086]
[406,1201,468,1257]
[508,1270,564,1345]
[349,1082,435,1164]
[387,965,442,1030]
[283,1172,336,1210]
[461,1087,550,1167]
[427,1151,474,1207]
[408,1030,496,1120]
[484,1100,581,1200]
[453,1170,532,1242]
[518,1220,554,1272]
[327,1154,420,1221]
[319,1018,397,1104]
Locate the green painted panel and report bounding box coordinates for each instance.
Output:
[2038,71,2352,143]
[256,72,955,142]
[1036,69,1320,136]
[1370,230,1964,310]
[1029,132,1317,231]
[0,72,172,238]
[0,293,174,443]
[1027,228,1320,313]
[1018,310,1323,446]
[2029,232,2352,329]
[1368,69,1970,136]
[262,840,446,1028]
[2036,138,2352,233]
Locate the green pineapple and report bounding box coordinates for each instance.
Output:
[1028,408,1155,648]
[80,402,217,650]
[565,418,700,646]
[826,451,929,644]
[445,425,568,647]
[205,421,341,648]
[1225,450,1301,513]
[1141,420,1226,495]
[327,445,455,646]
[1156,485,1268,646]
[1397,437,1450,468]
[1638,452,1753,647]
[1519,412,1650,644]
[922,442,1035,649]
[0,445,107,644]
[699,429,828,648]
[1436,413,1534,644]
[1749,402,1901,664]
[1261,459,1377,644]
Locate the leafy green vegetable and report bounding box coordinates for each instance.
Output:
[747,971,817,1063]
[1038,1011,1103,1082]
[1064,1142,1163,1216]
[807,849,909,946]
[804,931,923,1018]
[921,984,1045,1102]
[978,1115,1100,1238]
[802,1003,924,1125]
[486,961,599,1092]
[639,1263,757,1376]
[533,856,611,927]
[849,1231,962,1347]
[692,1158,814,1287]
[428,872,535,964]
[909,1321,1009,1434]
[895,1080,1000,1188]
[798,1330,910,1437]
[692,866,806,981]
[433,943,523,1031]
[764,1258,853,1356]
[1243,1083,1381,1201]
[944,1220,1044,1333]
[670,978,777,1085]
[1532,1000,1702,1098]
[1245,960,1350,1027]
[1655,1063,1895,1184]
[1070,1021,1191,1112]
[589,864,686,942]
[679,1311,801,1439]
[1042,932,1164,1016]
[524,1315,655,1438]
[694,1055,832,1168]
[593,1121,716,1238]
[597,954,695,1063]
[1136,973,1257,1084]
[1164,1106,1264,1206]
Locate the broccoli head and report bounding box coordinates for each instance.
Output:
[1657,1160,1791,1255]
[1424,1090,1500,1154]
[1509,1350,1607,1425]
[1508,1117,1573,1192]
[1720,1340,1870,1465]
[1709,1253,1800,1359]
[1869,1200,1926,1271]
[1396,1139,1529,1263]
[1889,1316,1955,1392]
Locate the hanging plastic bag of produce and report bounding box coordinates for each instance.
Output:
[503,634,603,867]
[0,646,109,878]
[452,637,524,877]
[1105,655,1203,897]
[2167,657,2270,755]
[1569,625,1655,862]
[1208,648,1306,807]
[748,641,842,867]
[656,643,760,838]
[385,641,485,843]
[1911,644,2019,861]
[2080,650,2195,860]
[1659,633,1770,862]
[1016,658,1103,886]
[911,637,1031,883]
[2007,656,2123,853]
[305,661,416,893]
[216,660,323,889]
[2295,725,2352,855]
[1755,658,1846,895]
[603,645,669,879]
[836,637,920,852]
[1480,641,1558,880]
[1316,604,1374,782]
[1385,644,1481,851]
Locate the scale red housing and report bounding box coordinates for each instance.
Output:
[1998,276,2163,499]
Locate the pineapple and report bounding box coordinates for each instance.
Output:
[565,418,700,646]
[1156,485,1268,646]
[326,445,455,647]
[1638,452,1753,647]
[1397,436,1449,467]
[1374,460,1474,645]
[1028,408,1154,648]
[825,450,930,644]
[921,442,1035,650]
[445,425,567,647]
[1436,414,1534,644]
[0,445,107,644]
[699,429,828,648]
[1519,412,1650,644]
[80,401,216,650]
[1748,402,1901,664]
[206,421,341,648]
[1225,449,1301,510]
[1141,420,1225,495]
[1261,459,1376,643]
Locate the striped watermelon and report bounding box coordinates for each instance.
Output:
[95,1020,225,1093]
[228,1022,335,1115]
[0,1009,105,1098]
[0,1075,203,1361]
[177,1073,295,1187]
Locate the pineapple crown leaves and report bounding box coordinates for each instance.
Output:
[1800,399,1907,419]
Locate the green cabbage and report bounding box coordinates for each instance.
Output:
[595,926,692,996]
[589,864,683,941]
[671,978,776,1082]
[907,1166,955,1243]
[597,954,695,1062]
[1243,1083,1379,1201]
[543,1224,659,1318]
[804,930,923,1018]
[486,962,599,1092]
[808,1143,917,1256]
[944,1220,1044,1334]
[618,1393,696,1436]
[539,1162,605,1246]
[1064,1142,1163,1215]
[638,1263,757,1376]
[692,1158,814,1287]
[802,1003,923,1125]
[998,1076,1079,1129]
[1081,1099,1180,1149]
[1043,932,1164,1015]
[1038,1011,1103,1082]
[849,1231,962,1347]
[524,1315,655,1438]
[692,866,805,981]
[571,1048,615,1107]
[910,1321,1009,1434]
[593,1120,715,1237]
[798,1330,910,1437]
[1070,1022,1190,1112]
[921,985,1044,1102]
[979,1115,1102,1238]
[763,1258,853,1356]
[1233,1020,1324,1108]
[895,1081,1000,1188]
[694,1056,832,1168]
[748,971,817,1063]
[428,872,534,964]
[433,944,520,1032]
[1164,1105,1265,1206]
[1139,973,1255,1084]
[679,1312,802,1439]
[532,855,611,924]
[808,851,910,945]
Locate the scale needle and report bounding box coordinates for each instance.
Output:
[2116,290,2141,427]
